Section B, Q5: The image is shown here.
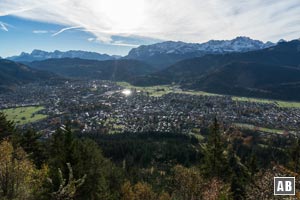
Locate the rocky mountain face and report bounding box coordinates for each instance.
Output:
[131,40,300,101]
[126,37,275,69]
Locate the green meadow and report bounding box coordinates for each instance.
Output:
[117,82,300,108]
[233,123,289,135]
[1,106,48,125]
[232,96,300,108]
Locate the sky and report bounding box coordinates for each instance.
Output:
[0,0,300,57]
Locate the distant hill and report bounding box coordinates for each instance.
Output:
[125,36,274,69]
[28,58,155,81]
[132,40,300,100]
[0,59,56,93]
[191,62,300,100]
[7,49,121,62]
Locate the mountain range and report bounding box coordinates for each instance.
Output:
[7,37,274,69]
[132,40,300,100]
[7,50,121,62]
[126,36,275,69]
[3,37,300,100]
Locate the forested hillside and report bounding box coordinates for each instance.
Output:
[1,113,300,199]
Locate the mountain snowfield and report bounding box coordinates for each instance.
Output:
[7,37,276,64]
[125,36,277,68]
[127,36,275,57]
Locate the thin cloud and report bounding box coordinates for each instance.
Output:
[0,0,300,43]
[0,21,8,31]
[33,30,48,34]
[111,42,140,47]
[87,37,96,42]
[52,26,81,36]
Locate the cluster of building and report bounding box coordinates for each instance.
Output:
[1,80,300,135]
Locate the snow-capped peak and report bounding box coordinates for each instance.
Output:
[128,36,275,57]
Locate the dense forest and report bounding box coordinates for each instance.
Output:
[0,112,299,200]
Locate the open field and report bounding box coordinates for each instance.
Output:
[117,82,300,108]
[174,90,219,96]
[1,106,48,125]
[117,82,218,97]
[117,82,174,97]
[233,123,296,135]
[232,96,300,108]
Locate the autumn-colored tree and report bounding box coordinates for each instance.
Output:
[121,181,135,200]
[245,164,300,199]
[158,192,172,200]
[133,182,156,200]
[170,165,204,200]
[0,139,48,199]
[202,178,232,200]
[121,181,163,200]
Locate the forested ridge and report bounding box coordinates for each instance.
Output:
[0,113,300,200]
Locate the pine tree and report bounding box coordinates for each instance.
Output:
[0,112,17,140]
[202,118,227,179]
[19,128,47,168]
[227,146,249,200]
[289,137,300,173]
[248,154,258,181]
[47,125,121,200]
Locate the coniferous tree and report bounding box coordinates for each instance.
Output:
[227,146,249,200]
[203,118,227,179]
[289,137,300,173]
[248,154,258,181]
[0,112,16,140]
[19,128,47,168]
[47,124,122,200]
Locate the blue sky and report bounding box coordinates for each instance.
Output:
[0,16,161,57]
[1,0,300,58]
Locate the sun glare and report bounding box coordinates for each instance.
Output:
[100,0,145,32]
[122,89,132,96]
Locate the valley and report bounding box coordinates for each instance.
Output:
[1,80,300,137]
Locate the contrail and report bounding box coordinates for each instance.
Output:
[0,22,8,31]
[52,26,81,36]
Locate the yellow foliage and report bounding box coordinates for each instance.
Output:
[158,192,172,200]
[0,139,48,199]
[171,165,204,199]
[121,181,135,200]
[121,181,160,200]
